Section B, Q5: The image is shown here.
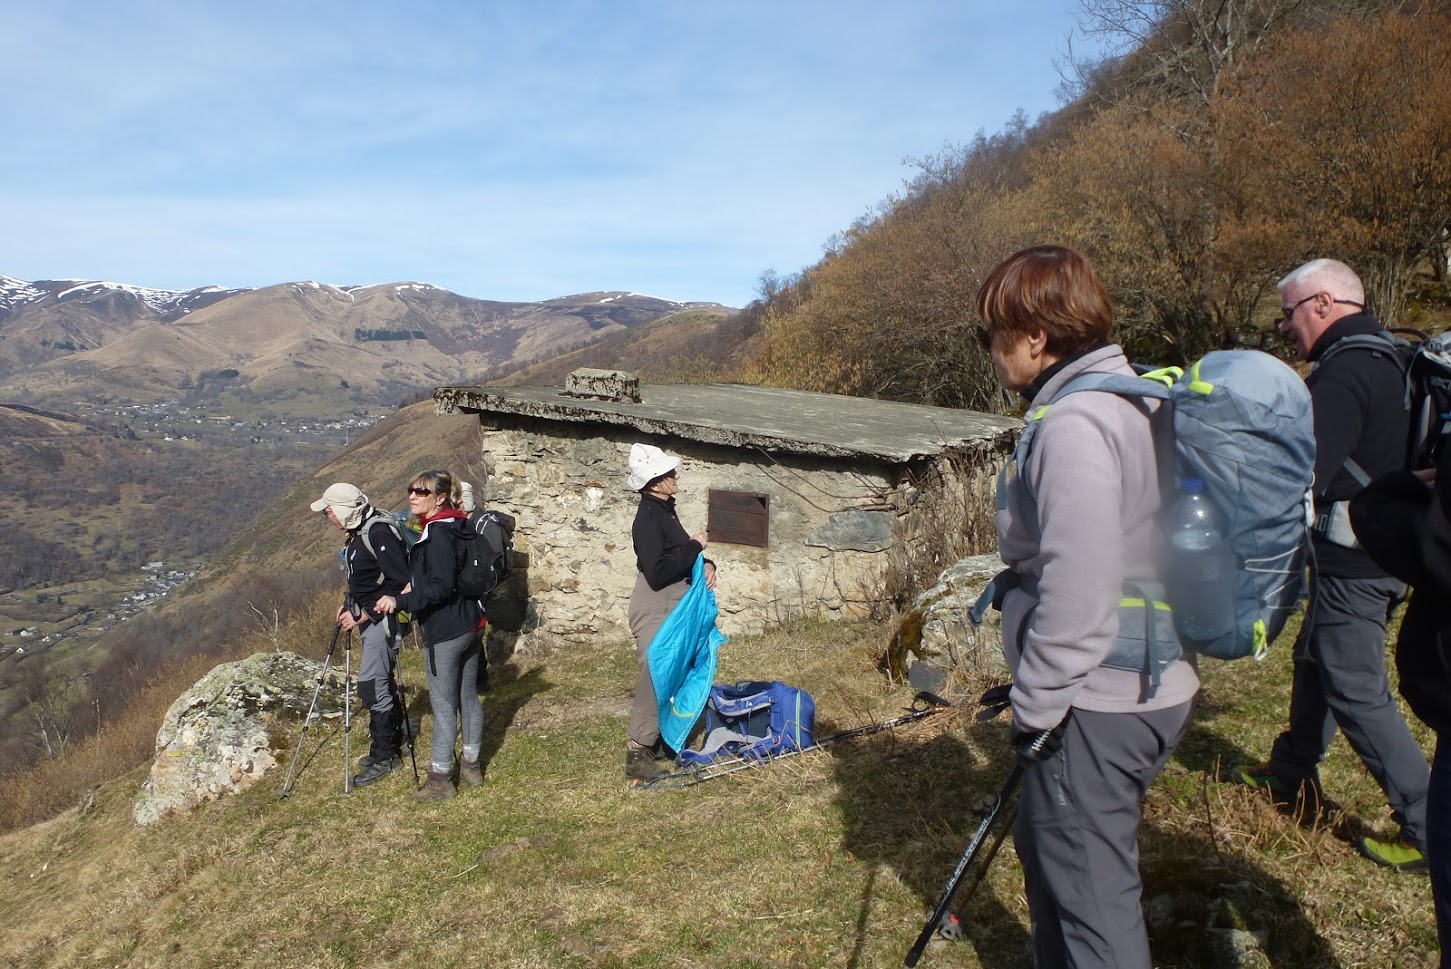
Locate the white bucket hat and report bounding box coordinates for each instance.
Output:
[627,443,679,491]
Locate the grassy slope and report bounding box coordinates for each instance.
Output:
[0,612,1438,969]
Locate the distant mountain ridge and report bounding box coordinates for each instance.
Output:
[0,273,731,407]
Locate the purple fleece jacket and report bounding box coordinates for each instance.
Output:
[996,345,1200,731]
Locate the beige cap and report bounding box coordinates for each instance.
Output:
[310,482,366,515]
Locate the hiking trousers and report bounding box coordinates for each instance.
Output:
[1269,574,1429,847]
[422,629,483,773]
[1014,702,1193,969]
[357,617,399,716]
[626,572,688,748]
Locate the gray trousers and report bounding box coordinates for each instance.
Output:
[1014,702,1193,969]
[627,572,688,748]
[423,629,483,772]
[356,618,398,715]
[1269,574,1429,847]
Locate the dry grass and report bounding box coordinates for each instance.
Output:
[0,591,346,834]
[0,614,1439,968]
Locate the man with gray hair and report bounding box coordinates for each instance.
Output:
[1232,259,1431,869]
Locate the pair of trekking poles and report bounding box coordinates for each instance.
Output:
[278,610,419,798]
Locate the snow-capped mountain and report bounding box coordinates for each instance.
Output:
[0,272,731,407]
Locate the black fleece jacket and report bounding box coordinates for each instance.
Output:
[1350,444,1451,732]
[393,515,484,646]
[344,513,410,624]
[632,494,704,591]
[1306,314,1409,577]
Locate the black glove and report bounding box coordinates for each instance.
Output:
[1011,715,1069,764]
[977,683,1013,722]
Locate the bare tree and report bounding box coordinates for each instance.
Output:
[1064,0,1391,109]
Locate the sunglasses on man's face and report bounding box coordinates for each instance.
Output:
[407,486,434,496]
[974,326,996,352]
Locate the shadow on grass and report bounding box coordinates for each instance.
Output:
[828,714,1343,969]
[1173,691,1261,780]
[477,662,552,773]
[828,721,1032,969]
[392,619,551,775]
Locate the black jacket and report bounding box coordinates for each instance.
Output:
[345,512,410,624]
[632,494,703,591]
[1351,444,1451,733]
[394,515,484,646]
[1307,314,1410,577]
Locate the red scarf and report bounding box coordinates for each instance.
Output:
[421,507,467,526]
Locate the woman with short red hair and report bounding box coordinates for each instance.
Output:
[976,246,1199,969]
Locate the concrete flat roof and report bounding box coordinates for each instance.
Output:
[435,382,1019,463]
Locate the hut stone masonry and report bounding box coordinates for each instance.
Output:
[435,371,1018,650]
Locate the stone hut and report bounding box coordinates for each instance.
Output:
[435,369,1018,650]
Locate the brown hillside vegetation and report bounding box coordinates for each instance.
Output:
[745,2,1451,410]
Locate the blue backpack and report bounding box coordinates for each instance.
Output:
[978,351,1315,676]
[677,681,816,765]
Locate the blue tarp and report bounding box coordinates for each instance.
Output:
[647,554,728,752]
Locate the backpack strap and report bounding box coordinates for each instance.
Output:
[354,511,404,583]
[1000,368,1182,694]
[1313,331,1414,540]
[1315,331,1413,409]
[1011,370,1174,510]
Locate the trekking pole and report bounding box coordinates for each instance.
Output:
[343,629,354,796]
[279,622,344,799]
[904,760,1025,967]
[392,637,420,784]
[931,801,1019,943]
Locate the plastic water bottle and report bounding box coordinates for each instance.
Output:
[1166,477,1236,644]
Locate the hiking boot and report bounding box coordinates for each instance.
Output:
[413,769,456,802]
[1230,762,1294,797]
[1230,763,1327,818]
[352,753,401,787]
[357,749,402,770]
[458,757,485,788]
[1357,833,1428,871]
[626,746,667,784]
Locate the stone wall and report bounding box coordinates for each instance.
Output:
[472,415,1009,651]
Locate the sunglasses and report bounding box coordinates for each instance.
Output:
[974,326,995,352]
[1281,294,1364,321]
[407,486,434,496]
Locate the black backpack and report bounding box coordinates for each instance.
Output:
[1318,329,1451,476]
[456,509,517,600]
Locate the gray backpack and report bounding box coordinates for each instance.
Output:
[1001,350,1316,668]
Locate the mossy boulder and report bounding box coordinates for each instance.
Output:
[133,651,343,825]
[883,553,1007,684]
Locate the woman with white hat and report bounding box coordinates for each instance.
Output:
[625,443,716,783]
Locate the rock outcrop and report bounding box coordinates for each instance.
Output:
[133,651,342,826]
[884,553,1008,691]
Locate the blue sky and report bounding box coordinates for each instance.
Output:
[0,1,1089,307]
